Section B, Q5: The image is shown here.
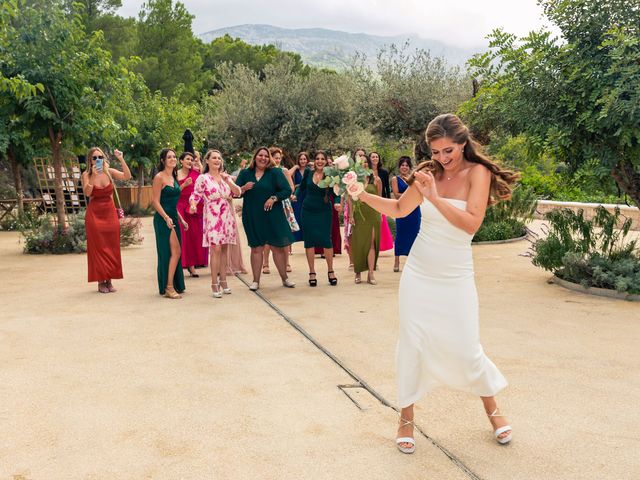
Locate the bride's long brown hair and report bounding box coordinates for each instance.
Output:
[408,114,519,203]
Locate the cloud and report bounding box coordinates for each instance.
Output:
[119,0,554,48]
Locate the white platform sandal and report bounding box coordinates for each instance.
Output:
[488,408,512,445]
[396,417,416,454]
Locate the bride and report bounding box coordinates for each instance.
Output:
[355,114,519,454]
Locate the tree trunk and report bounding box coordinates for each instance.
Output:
[611,159,640,207]
[8,146,24,215]
[136,164,144,209]
[48,126,66,226]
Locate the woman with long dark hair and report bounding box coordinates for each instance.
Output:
[235,147,295,291]
[289,151,310,244]
[81,147,131,293]
[177,152,207,276]
[354,114,518,453]
[152,148,188,299]
[350,154,382,285]
[391,156,421,272]
[296,150,341,286]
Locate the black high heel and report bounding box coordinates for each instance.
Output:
[308,272,317,287]
[188,267,199,278]
[328,271,338,286]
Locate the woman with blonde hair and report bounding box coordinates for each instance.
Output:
[81,147,131,293]
[355,114,518,453]
[189,149,241,297]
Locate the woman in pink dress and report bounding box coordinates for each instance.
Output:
[370,152,395,252]
[189,149,241,298]
[190,152,209,267]
[177,152,207,276]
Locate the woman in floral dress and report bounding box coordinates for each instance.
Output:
[189,149,241,298]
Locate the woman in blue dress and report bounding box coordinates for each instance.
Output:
[391,156,421,272]
[289,151,310,243]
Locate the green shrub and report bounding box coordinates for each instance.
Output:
[472,184,537,242]
[530,206,640,294]
[21,210,143,254]
[0,203,43,231]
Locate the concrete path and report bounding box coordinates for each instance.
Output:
[0,219,638,479]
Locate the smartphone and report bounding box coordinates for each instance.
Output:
[95,158,104,172]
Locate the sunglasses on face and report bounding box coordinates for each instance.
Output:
[92,155,104,161]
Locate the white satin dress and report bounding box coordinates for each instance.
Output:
[396,198,507,407]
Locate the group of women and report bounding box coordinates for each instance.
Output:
[81,114,516,455]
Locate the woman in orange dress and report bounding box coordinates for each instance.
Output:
[81,147,131,293]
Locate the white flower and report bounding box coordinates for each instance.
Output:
[334,155,350,170]
[333,184,341,196]
[342,171,358,185]
[347,181,364,199]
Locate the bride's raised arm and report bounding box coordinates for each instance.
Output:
[358,182,423,219]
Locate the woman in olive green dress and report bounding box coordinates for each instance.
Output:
[152,148,188,298]
[350,155,382,284]
[235,147,295,291]
[296,151,341,287]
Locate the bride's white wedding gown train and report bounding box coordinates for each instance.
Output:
[397,198,507,407]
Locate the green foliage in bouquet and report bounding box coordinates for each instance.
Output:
[317,153,372,196]
[530,206,640,294]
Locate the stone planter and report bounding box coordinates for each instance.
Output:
[473,232,528,245]
[549,275,640,302]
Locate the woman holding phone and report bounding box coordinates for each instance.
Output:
[81,147,131,293]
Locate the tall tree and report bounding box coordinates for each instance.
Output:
[352,43,470,161]
[462,0,640,205]
[8,1,127,225]
[135,0,203,100]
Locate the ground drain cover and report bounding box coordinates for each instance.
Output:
[338,384,379,411]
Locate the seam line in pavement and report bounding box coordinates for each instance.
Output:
[237,274,485,480]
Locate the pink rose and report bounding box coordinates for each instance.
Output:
[342,171,357,185]
[347,181,364,199]
[333,184,341,196]
[334,155,350,170]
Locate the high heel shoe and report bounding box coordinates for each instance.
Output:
[262,265,270,274]
[282,278,296,288]
[367,273,377,285]
[105,280,117,292]
[396,417,416,454]
[219,280,231,294]
[328,271,338,286]
[249,281,259,291]
[98,281,110,294]
[354,274,361,284]
[308,272,317,287]
[487,408,512,445]
[163,286,182,299]
[188,267,199,278]
[211,283,222,298]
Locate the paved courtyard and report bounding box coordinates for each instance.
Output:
[0,219,638,479]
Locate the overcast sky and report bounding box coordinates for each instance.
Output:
[117,0,554,48]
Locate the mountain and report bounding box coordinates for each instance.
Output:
[198,24,483,70]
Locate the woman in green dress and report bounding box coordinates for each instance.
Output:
[350,155,382,284]
[152,148,188,298]
[296,151,341,287]
[236,147,295,291]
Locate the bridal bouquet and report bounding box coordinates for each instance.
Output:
[317,153,371,200]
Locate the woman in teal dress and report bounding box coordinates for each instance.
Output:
[350,164,382,285]
[152,148,188,298]
[295,151,341,287]
[235,147,295,291]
